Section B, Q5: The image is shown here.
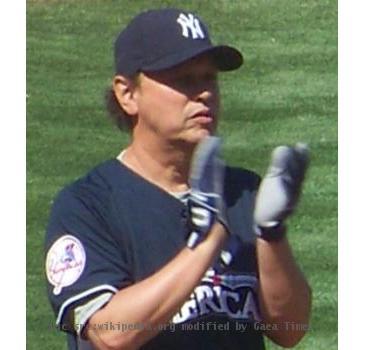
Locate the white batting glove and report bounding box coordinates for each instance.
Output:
[187,136,227,248]
[254,143,309,241]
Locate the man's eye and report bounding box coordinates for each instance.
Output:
[176,75,193,86]
[176,74,216,86]
[204,73,217,83]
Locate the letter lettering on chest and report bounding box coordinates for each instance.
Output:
[172,270,260,324]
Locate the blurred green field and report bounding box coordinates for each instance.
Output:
[27,0,337,349]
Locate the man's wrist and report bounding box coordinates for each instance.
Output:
[254,221,287,242]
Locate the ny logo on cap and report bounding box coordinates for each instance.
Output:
[177,13,205,39]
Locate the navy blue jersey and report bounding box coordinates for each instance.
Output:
[45,159,265,349]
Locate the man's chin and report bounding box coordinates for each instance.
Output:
[171,129,216,149]
[190,128,214,143]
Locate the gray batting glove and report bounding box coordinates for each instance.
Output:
[187,136,228,248]
[254,143,309,241]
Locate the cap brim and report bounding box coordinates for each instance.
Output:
[142,44,243,72]
[208,45,244,71]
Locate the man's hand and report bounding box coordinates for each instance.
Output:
[254,143,309,241]
[187,136,227,248]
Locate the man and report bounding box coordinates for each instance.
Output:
[45,8,311,350]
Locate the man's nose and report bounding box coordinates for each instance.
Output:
[193,82,218,103]
[196,89,213,103]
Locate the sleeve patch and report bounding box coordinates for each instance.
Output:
[46,235,86,295]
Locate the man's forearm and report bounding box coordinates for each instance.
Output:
[86,223,227,350]
[257,237,312,348]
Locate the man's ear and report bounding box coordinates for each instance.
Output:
[113,75,139,116]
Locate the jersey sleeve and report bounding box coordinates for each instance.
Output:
[44,184,132,334]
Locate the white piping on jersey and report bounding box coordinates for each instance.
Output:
[56,284,118,326]
[118,149,127,160]
[74,292,114,336]
[117,149,191,204]
[169,190,191,205]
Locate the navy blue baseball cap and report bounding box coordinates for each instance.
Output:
[114,8,243,76]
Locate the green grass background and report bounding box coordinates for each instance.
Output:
[27,0,337,349]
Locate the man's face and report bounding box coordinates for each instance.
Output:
[134,54,220,145]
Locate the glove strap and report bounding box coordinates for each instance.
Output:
[255,222,287,242]
[186,192,218,249]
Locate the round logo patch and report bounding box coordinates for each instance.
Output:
[46,235,86,295]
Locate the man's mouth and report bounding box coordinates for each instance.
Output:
[191,110,214,123]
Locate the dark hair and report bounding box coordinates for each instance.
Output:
[104,74,140,132]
